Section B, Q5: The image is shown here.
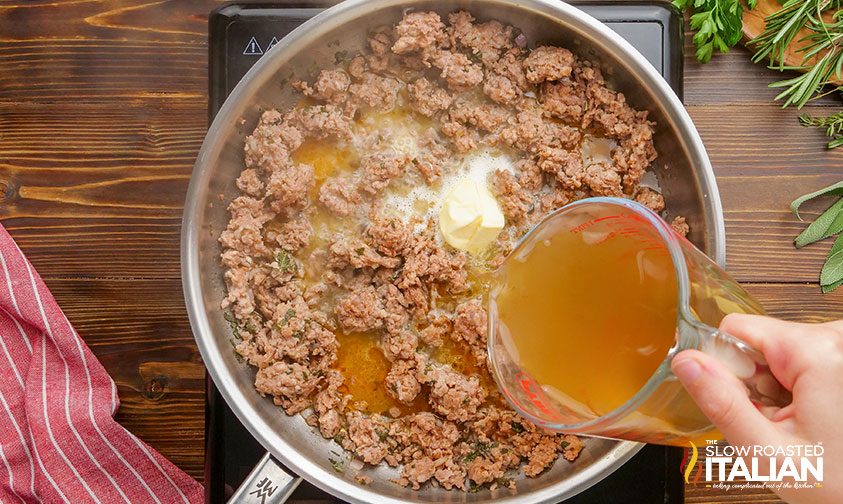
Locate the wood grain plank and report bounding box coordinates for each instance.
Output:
[0,100,206,279]
[0,40,208,103]
[45,276,205,480]
[0,0,222,104]
[688,104,843,283]
[0,0,215,41]
[746,282,843,320]
[689,105,843,176]
[681,28,842,107]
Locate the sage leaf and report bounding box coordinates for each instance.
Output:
[819,234,843,287]
[790,181,843,220]
[794,198,843,248]
[822,277,843,293]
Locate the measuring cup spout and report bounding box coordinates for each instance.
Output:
[681,320,792,410]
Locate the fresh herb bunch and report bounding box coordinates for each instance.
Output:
[673,0,757,63]
[751,0,843,109]
[800,110,843,148]
[791,181,843,292]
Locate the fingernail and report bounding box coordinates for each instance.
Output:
[672,356,703,383]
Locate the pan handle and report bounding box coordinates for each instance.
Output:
[227,452,302,504]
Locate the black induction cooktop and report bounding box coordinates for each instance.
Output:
[205,3,686,503]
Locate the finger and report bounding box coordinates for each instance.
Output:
[821,319,843,332]
[719,314,807,389]
[671,349,782,448]
[719,313,803,349]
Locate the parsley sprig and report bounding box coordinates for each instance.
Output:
[674,0,758,63]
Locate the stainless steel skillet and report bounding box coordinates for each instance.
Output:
[182,0,725,502]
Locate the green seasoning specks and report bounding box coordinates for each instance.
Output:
[223,311,241,339]
[275,250,297,273]
[329,457,345,473]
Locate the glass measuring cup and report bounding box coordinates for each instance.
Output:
[487,197,792,446]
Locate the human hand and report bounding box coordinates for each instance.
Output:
[671,313,843,504]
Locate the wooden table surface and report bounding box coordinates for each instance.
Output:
[1,1,840,502]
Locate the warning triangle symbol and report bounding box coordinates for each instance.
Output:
[243,36,263,56]
[267,36,280,51]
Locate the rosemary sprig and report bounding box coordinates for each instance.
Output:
[751,1,843,109]
[751,0,819,69]
[800,110,843,149]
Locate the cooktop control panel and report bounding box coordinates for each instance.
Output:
[209,2,683,119]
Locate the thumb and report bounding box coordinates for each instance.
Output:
[671,349,780,447]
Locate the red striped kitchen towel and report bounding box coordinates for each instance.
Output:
[0,225,203,504]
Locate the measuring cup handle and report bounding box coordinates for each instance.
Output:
[698,327,792,409]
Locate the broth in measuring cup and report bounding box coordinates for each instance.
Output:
[491,215,678,418]
[487,199,787,446]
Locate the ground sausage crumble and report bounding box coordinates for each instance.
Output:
[220,10,685,493]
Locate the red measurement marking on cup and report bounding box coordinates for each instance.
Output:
[569,214,621,234]
[570,214,670,261]
[516,371,565,422]
[571,214,657,240]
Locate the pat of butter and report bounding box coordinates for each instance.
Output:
[439,178,505,254]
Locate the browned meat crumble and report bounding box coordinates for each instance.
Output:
[220,9,683,493]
